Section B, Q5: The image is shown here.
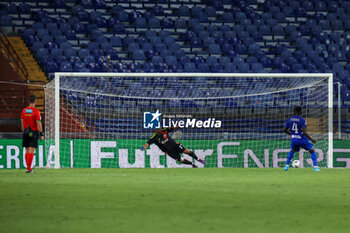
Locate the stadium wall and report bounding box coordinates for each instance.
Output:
[0,140,349,169]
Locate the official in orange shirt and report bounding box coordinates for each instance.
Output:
[20,95,44,173]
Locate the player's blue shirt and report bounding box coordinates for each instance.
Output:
[284,115,307,140]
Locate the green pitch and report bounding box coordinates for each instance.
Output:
[0,168,349,233]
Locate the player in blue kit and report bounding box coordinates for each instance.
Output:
[283,106,320,171]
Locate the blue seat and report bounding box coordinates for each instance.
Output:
[114,24,125,33]
[143,62,156,72]
[129,62,142,72]
[184,63,196,72]
[291,63,303,73]
[41,35,53,44]
[173,49,185,59]
[272,25,284,35]
[211,63,223,72]
[168,43,180,53]
[222,43,234,55]
[64,49,77,58]
[32,42,44,51]
[191,6,203,17]
[105,49,118,60]
[44,41,58,51]
[19,3,31,14]
[209,44,221,54]
[223,12,234,21]
[235,43,247,54]
[273,57,285,68]
[116,10,128,22]
[319,20,330,30]
[190,37,202,48]
[37,48,49,59]
[179,56,191,66]
[79,49,90,58]
[128,42,140,52]
[93,0,106,9]
[174,18,186,29]
[224,63,237,73]
[285,25,296,35]
[5,3,17,14]
[155,43,166,52]
[205,6,216,17]
[235,12,246,21]
[246,57,258,66]
[45,61,59,72]
[259,25,271,35]
[54,35,67,44]
[241,19,252,27]
[164,36,175,46]
[60,61,73,71]
[83,55,95,64]
[51,48,63,57]
[37,29,49,38]
[197,12,209,23]
[220,56,231,65]
[260,56,272,67]
[188,18,199,29]
[315,1,326,11]
[196,63,209,72]
[246,25,257,35]
[54,55,67,65]
[109,36,122,47]
[152,6,164,16]
[135,17,147,28]
[178,6,190,16]
[149,36,161,46]
[220,25,231,33]
[141,42,152,51]
[206,56,218,67]
[251,63,264,73]
[248,43,260,55]
[148,18,161,28]
[160,49,171,58]
[33,23,44,30]
[162,18,174,28]
[74,62,86,71]
[151,56,163,65]
[192,56,205,66]
[330,32,341,43]
[46,22,58,31]
[203,37,215,47]
[165,56,178,66]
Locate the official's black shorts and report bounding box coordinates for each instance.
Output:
[166,143,186,160]
[22,131,39,148]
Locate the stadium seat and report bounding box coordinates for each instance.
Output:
[177,5,190,16]
[79,49,90,58]
[60,61,73,71]
[174,18,186,29]
[209,44,221,54]
[135,17,147,28]
[148,18,161,28]
[184,63,196,72]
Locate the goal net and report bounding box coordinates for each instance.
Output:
[44,73,333,169]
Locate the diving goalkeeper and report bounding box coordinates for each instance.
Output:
[141,127,206,168]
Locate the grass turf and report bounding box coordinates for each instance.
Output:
[0,168,349,233]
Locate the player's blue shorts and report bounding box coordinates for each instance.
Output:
[290,138,314,152]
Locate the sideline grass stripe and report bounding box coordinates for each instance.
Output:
[0,168,349,233]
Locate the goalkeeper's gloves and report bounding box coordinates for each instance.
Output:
[140,146,145,151]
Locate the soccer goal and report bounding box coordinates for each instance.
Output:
[44,73,333,169]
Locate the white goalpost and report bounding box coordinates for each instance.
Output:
[44,73,333,169]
